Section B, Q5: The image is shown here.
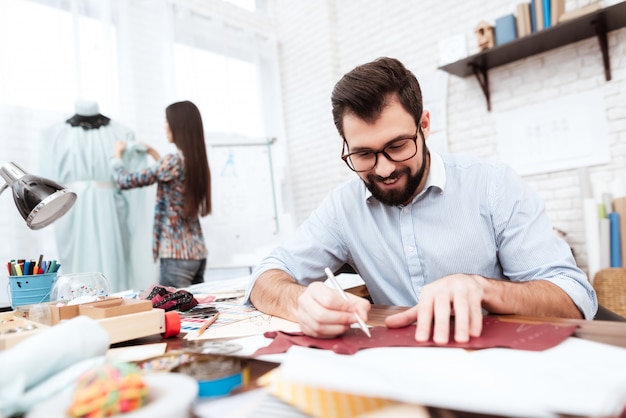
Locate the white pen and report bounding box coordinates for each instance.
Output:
[324,267,372,338]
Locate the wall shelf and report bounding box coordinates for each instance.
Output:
[438,1,626,111]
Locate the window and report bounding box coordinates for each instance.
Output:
[0,0,117,112]
[174,44,263,138]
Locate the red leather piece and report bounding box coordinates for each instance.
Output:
[253,317,577,356]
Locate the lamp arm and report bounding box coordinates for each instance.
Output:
[0,183,8,195]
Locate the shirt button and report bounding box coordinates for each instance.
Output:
[407,246,415,252]
[403,207,409,214]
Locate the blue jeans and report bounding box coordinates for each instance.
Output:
[159,258,206,288]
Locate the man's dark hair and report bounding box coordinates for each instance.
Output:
[331,57,423,138]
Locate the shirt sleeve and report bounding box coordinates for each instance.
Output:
[492,164,597,319]
[110,153,181,190]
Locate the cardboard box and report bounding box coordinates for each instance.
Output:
[78,298,152,319]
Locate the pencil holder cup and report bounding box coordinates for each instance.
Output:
[7,272,58,309]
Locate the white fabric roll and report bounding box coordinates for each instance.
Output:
[0,316,110,416]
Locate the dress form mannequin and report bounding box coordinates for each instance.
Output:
[75,100,100,116]
[39,100,156,292]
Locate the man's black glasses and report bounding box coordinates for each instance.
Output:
[341,128,420,172]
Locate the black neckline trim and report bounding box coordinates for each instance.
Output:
[66,114,111,130]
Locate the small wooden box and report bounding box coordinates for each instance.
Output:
[11,300,79,325]
[0,308,166,349]
[78,298,152,319]
[0,313,50,350]
[98,309,166,344]
[49,303,80,324]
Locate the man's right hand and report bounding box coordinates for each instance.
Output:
[249,269,371,339]
[296,281,371,338]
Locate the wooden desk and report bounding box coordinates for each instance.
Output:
[119,304,626,355]
[113,305,626,418]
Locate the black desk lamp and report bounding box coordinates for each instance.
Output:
[0,162,77,230]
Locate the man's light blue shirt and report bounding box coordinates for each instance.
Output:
[246,152,597,319]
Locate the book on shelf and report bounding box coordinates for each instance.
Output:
[613,196,626,267]
[558,2,600,23]
[533,0,544,31]
[516,3,532,37]
[529,0,537,32]
[551,0,565,26]
[596,196,624,269]
[609,212,622,267]
[495,14,518,45]
[543,0,551,28]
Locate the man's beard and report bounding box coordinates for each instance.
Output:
[364,143,429,206]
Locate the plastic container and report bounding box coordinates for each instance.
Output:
[8,272,57,308]
[50,272,110,303]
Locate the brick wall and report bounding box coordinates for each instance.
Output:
[271,0,626,278]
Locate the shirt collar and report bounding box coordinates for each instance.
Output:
[426,150,446,193]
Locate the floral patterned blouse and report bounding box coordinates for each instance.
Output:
[110,152,207,261]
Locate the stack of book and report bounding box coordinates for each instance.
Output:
[494,0,580,45]
[584,193,626,283]
[528,0,566,32]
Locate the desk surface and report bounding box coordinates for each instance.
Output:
[119,305,626,387]
[113,305,626,418]
[121,304,626,352]
[115,305,626,418]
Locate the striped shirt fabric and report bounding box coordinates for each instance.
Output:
[246,151,597,319]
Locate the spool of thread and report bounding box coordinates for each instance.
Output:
[135,352,248,398]
[171,354,248,398]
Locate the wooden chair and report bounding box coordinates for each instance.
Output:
[593,268,626,319]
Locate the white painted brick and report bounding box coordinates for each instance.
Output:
[272,0,626,277]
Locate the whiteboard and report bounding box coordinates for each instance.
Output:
[496,90,611,176]
[201,140,279,267]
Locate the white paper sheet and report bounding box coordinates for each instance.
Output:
[185,314,300,341]
[185,276,251,297]
[278,338,626,417]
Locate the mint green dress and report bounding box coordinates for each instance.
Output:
[39,120,156,293]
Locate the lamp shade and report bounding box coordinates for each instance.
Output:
[0,162,77,230]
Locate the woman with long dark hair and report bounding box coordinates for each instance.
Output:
[111,100,212,288]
